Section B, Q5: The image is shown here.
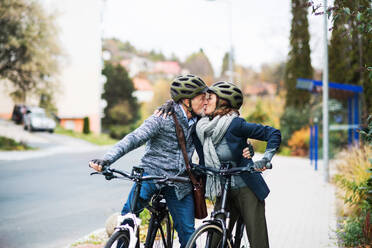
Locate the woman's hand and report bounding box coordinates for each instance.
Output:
[253,158,269,172]
[242,140,254,159]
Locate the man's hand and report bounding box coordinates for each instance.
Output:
[242,140,254,159]
[154,100,175,119]
[89,159,109,172]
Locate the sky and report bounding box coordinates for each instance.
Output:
[101,0,332,74]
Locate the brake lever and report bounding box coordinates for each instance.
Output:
[90,172,100,176]
[157,177,168,184]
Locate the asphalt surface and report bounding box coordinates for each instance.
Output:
[0,145,145,248]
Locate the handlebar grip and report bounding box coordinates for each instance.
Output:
[265,162,273,169]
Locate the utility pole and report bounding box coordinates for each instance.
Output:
[322,0,329,182]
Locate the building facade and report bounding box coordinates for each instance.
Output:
[0,0,102,134]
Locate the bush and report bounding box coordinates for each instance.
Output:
[336,215,366,247]
[108,124,138,139]
[287,127,310,156]
[0,136,31,150]
[83,117,90,134]
[245,101,273,126]
[333,146,371,216]
[279,106,310,146]
[278,146,291,156]
[250,140,267,154]
[333,145,372,246]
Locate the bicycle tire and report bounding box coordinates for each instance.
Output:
[186,224,232,248]
[146,212,172,248]
[104,230,130,248]
[232,225,250,248]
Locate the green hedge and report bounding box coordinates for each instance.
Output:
[0,136,32,150]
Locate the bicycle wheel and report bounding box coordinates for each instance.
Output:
[146,212,172,248]
[231,219,250,248]
[104,230,130,248]
[186,224,232,248]
[233,226,250,248]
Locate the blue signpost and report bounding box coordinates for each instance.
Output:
[296,78,363,170]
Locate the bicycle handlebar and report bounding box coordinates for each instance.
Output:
[90,167,190,183]
[191,162,272,177]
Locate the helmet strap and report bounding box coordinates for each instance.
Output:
[182,100,196,118]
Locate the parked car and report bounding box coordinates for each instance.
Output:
[11,104,29,124]
[23,107,56,133]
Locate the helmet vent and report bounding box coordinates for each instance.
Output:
[234,95,243,100]
[221,90,233,95]
[233,88,242,94]
[171,89,178,95]
[179,77,189,81]
[191,79,203,86]
[181,90,193,94]
[214,82,224,86]
[219,85,230,89]
[185,83,197,89]
[172,82,181,87]
[197,77,205,84]
[187,74,194,77]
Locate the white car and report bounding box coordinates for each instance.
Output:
[23,107,56,133]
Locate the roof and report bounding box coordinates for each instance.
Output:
[133,77,153,91]
[244,82,277,96]
[153,61,181,75]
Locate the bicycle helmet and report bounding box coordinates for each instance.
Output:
[208,81,243,109]
[170,75,208,102]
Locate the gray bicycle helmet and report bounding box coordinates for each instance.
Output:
[208,81,243,109]
[170,75,208,102]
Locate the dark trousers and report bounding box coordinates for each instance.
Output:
[214,186,269,248]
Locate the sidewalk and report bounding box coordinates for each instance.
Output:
[265,155,337,248]
[70,155,338,248]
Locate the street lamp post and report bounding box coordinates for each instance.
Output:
[226,0,234,83]
[322,0,329,182]
[206,0,234,83]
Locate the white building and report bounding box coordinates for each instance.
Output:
[0,0,103,133]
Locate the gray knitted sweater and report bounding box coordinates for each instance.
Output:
[103,104,194,200]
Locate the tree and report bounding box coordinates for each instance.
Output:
[220,52,230,78]
[260,62,286,92]
[283,0,313,109]
[328,0,372,115]
[142,79,171,118]
[101,62,140,128]
[183,49,214,85]
[308,0,372,116]
[83,117,90,134]
[0,0,61,102]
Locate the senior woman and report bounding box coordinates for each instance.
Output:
[197,81,281,248]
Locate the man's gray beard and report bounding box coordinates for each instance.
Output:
[199,110,206,117]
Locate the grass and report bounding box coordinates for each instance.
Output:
[0,136,34,151]
[55,126,118,146]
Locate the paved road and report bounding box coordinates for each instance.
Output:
[0,118,105,161]
[0,146,145,248]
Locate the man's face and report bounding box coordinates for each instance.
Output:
[190,93,207,116]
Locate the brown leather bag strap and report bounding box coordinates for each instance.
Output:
[172,113,200,186]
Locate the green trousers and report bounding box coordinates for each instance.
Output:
[214,186,269,248]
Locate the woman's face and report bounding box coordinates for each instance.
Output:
[204,93,217,115]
